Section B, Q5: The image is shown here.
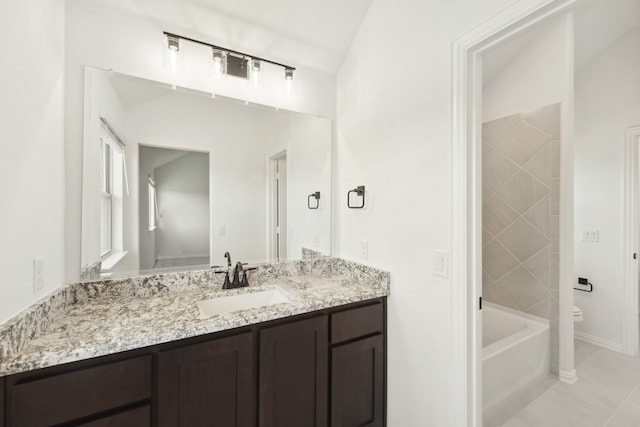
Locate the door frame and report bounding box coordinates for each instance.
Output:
[266,149,288,261]
[450,0,580,425]
[623,126,640,356]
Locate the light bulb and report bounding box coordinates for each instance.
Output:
[283,68,296,96]
[163,35,184,72]
[250,59,262,88]
[211,49,227,80]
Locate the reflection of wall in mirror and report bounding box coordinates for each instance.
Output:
[82,69,332,273]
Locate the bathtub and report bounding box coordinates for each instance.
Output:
[482,302,550,411]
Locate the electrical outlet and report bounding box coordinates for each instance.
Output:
[217,226,226,237]
[33,257,45,292]
[580,230,599,242]
[433,250,449,278]
[360,240,369,260]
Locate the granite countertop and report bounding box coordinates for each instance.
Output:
[0,257,390,377]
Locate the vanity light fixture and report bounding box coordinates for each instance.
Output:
[162,31,296,91]
[163,34,184,72]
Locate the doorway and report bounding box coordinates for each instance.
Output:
[269,151,288,261]
[138,145,210,271]
[623,127,640,356]
[450,0,577,425]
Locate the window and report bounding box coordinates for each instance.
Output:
[99,125,125,261]
[148,177,158,231]
[100,138,113,257]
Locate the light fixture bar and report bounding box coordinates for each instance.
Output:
[163,31,296,71]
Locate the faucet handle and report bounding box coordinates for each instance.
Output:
[240,270,249,287]
[222,271,231,289]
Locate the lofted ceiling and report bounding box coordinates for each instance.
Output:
[483,0,640,85]
[88,0,373,74]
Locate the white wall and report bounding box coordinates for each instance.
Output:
[0,0,66,323]
[263,113,333,259]
[154,152,210,261]
[65,0,336,280]
[336,0,530,424]
[574,28,640,347]
[483,17,568,122]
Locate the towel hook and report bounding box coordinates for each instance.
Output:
[347,185,365,209]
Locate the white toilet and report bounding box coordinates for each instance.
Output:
[573,306,583,322]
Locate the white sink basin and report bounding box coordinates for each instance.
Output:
[197,286,292,318]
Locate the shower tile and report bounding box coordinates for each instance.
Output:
[523,245,550,288]
[483,115,521,148]
[550,252,559,290]
[497,217,548,262]
[524,142,551,185]
[497,266,549,310]
[496,120,550,166]
[550,178,560,215]
[483,227,494,247]
[483,269,495,289]
[526,297,550,319]
[549,215,559,242]
[523,195,551,237]
[551,140,561,179]
[483,195,519,236]
[484,240,520,280]
[496,169,549,214]
[484,283,517,309]
[483,144,519,192]
[522,103,561,140]
[483,184,496,204]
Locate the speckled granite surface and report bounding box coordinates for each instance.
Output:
[0,257,389,377]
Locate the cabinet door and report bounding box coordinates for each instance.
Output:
[331,334,384,427]
[1,376,4,427]
[158,332,254,427]
[259,315,328,427]
[77,405,150,426]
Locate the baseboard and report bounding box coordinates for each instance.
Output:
[559,369,577,384]
[575,331,623,353]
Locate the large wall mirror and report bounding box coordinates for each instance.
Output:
[81,67,331,279]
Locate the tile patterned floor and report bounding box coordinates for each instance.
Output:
[494,339,640,427]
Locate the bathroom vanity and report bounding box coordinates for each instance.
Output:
[0,257,389,427]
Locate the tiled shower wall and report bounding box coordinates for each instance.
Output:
[482,103,561,370]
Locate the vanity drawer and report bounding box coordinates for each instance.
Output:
[7,355,151,427]
[77,405,150,427]
[331,302,384,344]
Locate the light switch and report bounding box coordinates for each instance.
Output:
[33,257,45,292]
[360,240,368,260]
[580,230,599,243]
[433,250,449,278]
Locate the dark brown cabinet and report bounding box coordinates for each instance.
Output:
[259,316,328,427]
[1,298,386,427]
[77,405,151,426]
[331,335,385,427]
[5,356,151,427]
[1,376,4,427]
[157,332,254,427]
